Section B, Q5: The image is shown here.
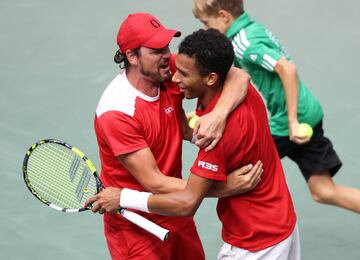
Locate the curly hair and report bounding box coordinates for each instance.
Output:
[178,28,234,83]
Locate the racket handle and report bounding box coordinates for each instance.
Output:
[120,209,169,241]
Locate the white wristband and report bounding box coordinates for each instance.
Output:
[120,188,151,213]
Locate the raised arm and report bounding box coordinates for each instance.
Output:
[275,57,309,144]
[193,67,250,151]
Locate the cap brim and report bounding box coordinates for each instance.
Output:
[143,29,181,49]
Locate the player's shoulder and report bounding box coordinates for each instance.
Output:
[100,72,130,98]
[96,72,138,118]
[230,22,268,53]
[244,24,270,44]
[230,84,264,116]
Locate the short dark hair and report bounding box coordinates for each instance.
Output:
[178,28,234,83]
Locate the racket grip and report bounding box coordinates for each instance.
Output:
[120,209,169,241]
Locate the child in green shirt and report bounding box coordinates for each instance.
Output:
[193,0,360,214]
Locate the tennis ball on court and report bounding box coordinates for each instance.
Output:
[298,123,313,138]
[188,115,199,129]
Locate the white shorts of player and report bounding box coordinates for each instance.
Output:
[217,223,300,260]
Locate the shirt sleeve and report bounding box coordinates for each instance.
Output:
[190,142,227,181]
[232,32,282,72]
[96,112,148,156]
[244,43,282,72]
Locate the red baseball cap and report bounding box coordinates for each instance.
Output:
[117,13,181,53]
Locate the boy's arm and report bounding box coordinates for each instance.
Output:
[194,67,250,151]
[275,57,310,144]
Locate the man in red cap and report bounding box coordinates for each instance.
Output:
[91,13,261,259]
[117,13,181,53]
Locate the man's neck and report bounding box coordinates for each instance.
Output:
[199,85,222,110]
[125,69,160,97]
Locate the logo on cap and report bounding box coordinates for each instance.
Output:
[150,19,161,28]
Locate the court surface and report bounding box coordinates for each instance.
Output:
[1,0,360,259]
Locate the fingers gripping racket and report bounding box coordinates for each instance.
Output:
[22,139,169,241]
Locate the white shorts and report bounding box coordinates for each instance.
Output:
[217,223,300,260]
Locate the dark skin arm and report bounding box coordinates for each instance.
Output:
[86,173,214,217]
[110,147,261,196]
[147,173,213,217]
[84,147,262,213]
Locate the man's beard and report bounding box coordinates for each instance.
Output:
[139,61,171,83]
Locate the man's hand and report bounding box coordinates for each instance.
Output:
[288,121,310,145]
[193,110,227,152]
[84,187,121,214]
[226,161,263,195]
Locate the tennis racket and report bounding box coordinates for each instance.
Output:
[22,139,169,241]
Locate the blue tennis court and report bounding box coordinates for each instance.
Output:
[1,0,360,259]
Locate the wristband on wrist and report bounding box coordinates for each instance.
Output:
[119,188,151,213]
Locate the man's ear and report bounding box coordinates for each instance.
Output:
[206,72,219,88]
[125,49,139,65]
[218,10,234,25]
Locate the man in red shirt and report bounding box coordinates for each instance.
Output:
[90,13,262,259]
[89,28,300,259]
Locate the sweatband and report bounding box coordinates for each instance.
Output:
[120,188,151,213]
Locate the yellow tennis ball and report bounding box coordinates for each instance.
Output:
[298,123,313,138]
[188,115,199,129]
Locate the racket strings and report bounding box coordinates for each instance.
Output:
[27,153,76,203]
[26,143,97,209]
[30,147,96,207]
[28,155,84,207]
[28,148,83,207]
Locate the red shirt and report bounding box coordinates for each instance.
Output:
[94,70,184,227]
[191,85,297,251]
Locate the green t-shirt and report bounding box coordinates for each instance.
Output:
[226,12,324,136]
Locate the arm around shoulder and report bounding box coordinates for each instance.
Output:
[193,67,250,151]
[216,66,250,117]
